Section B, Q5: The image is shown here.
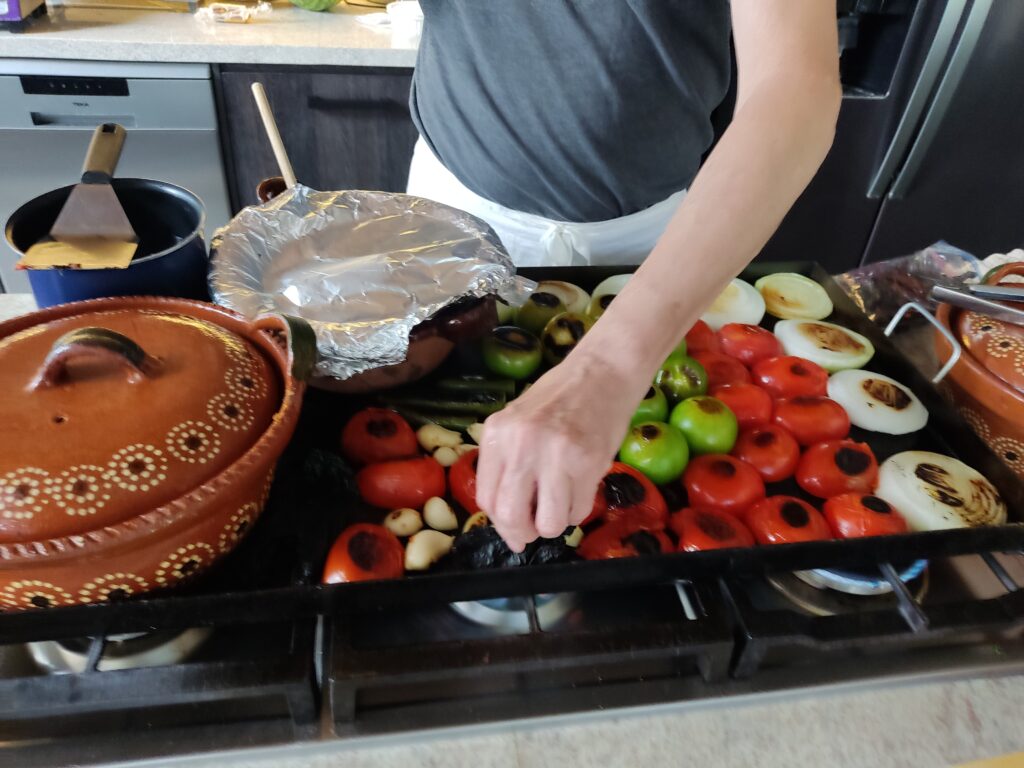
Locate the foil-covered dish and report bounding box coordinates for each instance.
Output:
[210,185,530,387]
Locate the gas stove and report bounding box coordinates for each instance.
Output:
[2,550,1023,767]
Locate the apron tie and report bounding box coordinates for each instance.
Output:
[540,223,590,266]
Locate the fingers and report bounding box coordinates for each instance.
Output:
[534,470,571,539]
[569,468,600,527]
[491,468,538,552]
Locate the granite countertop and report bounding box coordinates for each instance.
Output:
[0,3,418,67]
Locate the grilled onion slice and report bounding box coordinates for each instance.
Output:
[827,369,928,435]
[876,451,1006,531]
[701,278,765,331]
[536,280,590,315]
[775,319,875,372]
[755,273,833,320]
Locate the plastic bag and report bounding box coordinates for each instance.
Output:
[831,241,983,327]
[195,2,271,24]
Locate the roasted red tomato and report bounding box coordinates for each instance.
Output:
[744,496,832,545]
[692,351,752,389]
[823,493,909,539]
[340,407,419,465]
[323,524,405,583]
[578,518,673,560]
[752,356,828,399]
[587,462,669,529]
[717,323,783,367]
[449,448,481,514]
[710,383,773,429]
[796,440,879,498]
[731,425,801,483]
[685,319,721,355]
[356,457,446,510]
[682,454,765,517]
[773,396,851,447]
[670,508,755,552]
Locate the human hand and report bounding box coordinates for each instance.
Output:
[474,351,650,552]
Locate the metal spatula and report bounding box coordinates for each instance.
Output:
[20,123,138,270]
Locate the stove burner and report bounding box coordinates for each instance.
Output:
[765,570,929,617]
[27,627,211,674]
[449,593,577,632]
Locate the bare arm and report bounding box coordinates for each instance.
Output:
[478,0,842,550]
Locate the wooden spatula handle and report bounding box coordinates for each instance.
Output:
[81,123,127,184]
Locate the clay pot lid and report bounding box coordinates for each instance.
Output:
[952,264,1024,396]
[0,307,281,544]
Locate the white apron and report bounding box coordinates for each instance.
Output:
[406,138,685,268]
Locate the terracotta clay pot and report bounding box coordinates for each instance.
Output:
[0,297,312,611]
[254,175,499,394]
[935,262,1024,480]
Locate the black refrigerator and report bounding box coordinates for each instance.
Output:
[756,0,1024,273]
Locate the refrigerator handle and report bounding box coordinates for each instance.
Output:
[866,0,968,199]
[887,0,995,200]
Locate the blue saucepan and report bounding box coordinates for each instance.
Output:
[5,178,208,308]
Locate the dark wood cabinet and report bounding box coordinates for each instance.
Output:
[215,65,418,212]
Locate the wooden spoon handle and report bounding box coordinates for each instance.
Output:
[251,82,297,189]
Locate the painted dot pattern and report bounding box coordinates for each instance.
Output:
[0,468,49,520]
[219,502,257,553]
[206,392,254,433]
[166,421,222,465]
[1,579,74,609]
[154,542,216,585]
[225,365,266,401]
[991,435,1024,476]
[106,444,169,493]
[48,464,114,517]
[78,573,149,603]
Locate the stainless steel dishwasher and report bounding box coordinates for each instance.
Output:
[0,59,231,293]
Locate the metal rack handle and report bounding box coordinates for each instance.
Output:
[885,301,961,384]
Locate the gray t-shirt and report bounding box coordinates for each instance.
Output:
[410,0,732,223]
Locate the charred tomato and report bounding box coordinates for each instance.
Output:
[752,355,828,399]
[670,508,755,552]
[356,457,446,510]
[710,383,773,430]
[823,493,909,539]
[587,462,669,529]
[796,440,879,498]
[578,519,673,560]
[717,323,783,367]
[682,454,765,517]
[731,425,801,483]
[340,407,418,465]
[323,524,405,583]
[692,351,752,389]
[449,447,481,513]
[685,319,721,355]
[744,496,832,544]
[773,396,851,447]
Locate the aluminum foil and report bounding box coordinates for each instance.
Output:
[209,185,530,380]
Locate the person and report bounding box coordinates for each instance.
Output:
[406,1,841,552]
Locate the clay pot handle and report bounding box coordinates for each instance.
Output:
[252,313,318,381]
[30,327,160,390]
[984,262,1024,286]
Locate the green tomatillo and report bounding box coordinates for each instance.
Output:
[481,326,542,380]
[541,312,594,366]
[515,291,566,336]
[655,352,707,404]
[669,395,738,455]
[619,421,690,485]
[631,386,669,426]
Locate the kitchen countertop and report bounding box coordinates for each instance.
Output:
[0,3,418,67]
